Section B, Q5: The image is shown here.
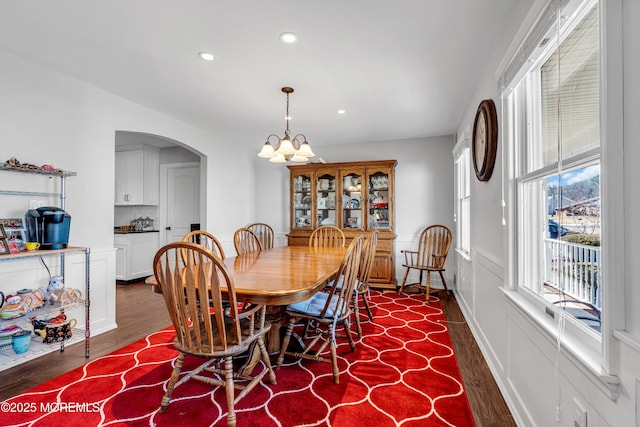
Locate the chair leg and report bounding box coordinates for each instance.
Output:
[276,317,296,369]
[353,292,363,338]
[257,337,277,385]
[439,270,451,298]
[425,271,431,302]
[361,292,374,321]
[224,356,237,427]
[328,324,340,384]
[160,352,185,413]
[343,319,356,351]
[399,267,411,292]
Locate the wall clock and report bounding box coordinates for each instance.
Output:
[472,99,498,182]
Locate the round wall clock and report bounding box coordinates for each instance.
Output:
[472,99,498,182]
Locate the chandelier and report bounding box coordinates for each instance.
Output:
[257,87,315,163]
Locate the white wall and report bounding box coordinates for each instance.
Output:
[455,0,640,426]
[0,49,256,335]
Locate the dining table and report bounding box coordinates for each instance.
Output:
[146,245,346,369]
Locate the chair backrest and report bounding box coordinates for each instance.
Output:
[416,225,452,269]
[182,230,226,260]
[357,230,379,291]
[320,234,364,319]
[247,223,274,250]
[309,226,346,248]
[234,227,263,255]
[153,242,243,353]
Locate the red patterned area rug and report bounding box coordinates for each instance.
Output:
[1,291,476,426]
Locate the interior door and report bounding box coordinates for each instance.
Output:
[161,163,200,245]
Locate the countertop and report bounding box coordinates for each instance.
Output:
[114,229,159,234]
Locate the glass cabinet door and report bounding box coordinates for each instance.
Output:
[316,172,336,227]
[341,171,363,229]
[292,174,312,229]
[368,170,390,230]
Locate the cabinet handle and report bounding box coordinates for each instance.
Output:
[165,226,171,230]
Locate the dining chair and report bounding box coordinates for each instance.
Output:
[182,229,226,260]
[353,229,378,337]
[233,227,263,255]
[153,242,276,427]
[309,225,346,248]
[247,223,274,250]
[277,234,363,384]
[399,224,452,301]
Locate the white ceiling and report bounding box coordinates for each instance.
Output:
[0,0,525,150]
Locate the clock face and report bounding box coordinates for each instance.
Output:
[472,99,497,181]
[474,109,487,170]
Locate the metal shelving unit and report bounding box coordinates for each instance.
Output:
[0,164,76,210]
[0,165,90,371]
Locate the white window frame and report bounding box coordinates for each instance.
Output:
[499,0,623,397]
[453,134,471,260]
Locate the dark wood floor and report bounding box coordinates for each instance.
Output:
[0,282,515,426]
[438,291,516,426]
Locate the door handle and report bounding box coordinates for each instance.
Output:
[165,226,171,230]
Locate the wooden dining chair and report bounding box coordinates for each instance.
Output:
[233,227,263,255]
[247,223,274,250]
[277,235,363,384]
[182,229,226,260]
[153,242,276,427]
[399,224,452,301]
[353,230,378,337]
[309,225,346,248]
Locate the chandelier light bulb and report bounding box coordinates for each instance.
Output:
[297,141,315,157]
[290,152,309,162]
[277,137,296,155]
[269,152,287,163]
[257,142,275,158]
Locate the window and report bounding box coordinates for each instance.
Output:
[507,0,602,338]
[454,147,471,257]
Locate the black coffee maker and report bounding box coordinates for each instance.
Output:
[25,207,71,250]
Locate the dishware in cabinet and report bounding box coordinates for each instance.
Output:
[316,170,337,227]
[339,168,364,229]
[291,172,312,229]
[367,166,394,231]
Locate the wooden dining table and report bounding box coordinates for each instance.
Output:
[147,245,345,304]
[220,245,345,305]
[146,245,346,359]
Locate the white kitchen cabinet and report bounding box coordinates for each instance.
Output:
[115,145,160,205]
[114,232,159,281]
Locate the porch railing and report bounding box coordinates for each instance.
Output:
[544,238,602,309]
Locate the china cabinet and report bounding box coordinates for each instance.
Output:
[114,145,160,205]
[287,160,397,288]
[0,166,90,371]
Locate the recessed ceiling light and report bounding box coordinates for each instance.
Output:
[198,52,214,61]
[280,32,298,44]
[337,109,346,115]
